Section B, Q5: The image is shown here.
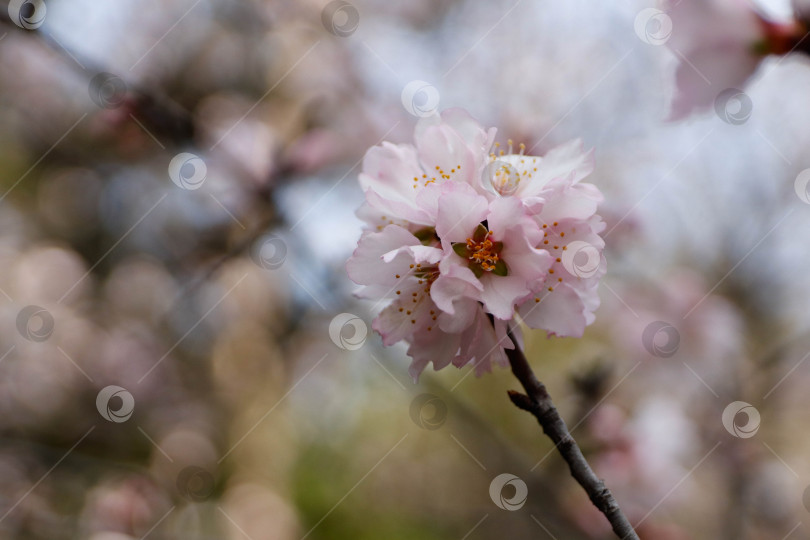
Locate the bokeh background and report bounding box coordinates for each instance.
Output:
[1,0,810,538]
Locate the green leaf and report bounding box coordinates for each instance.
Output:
[413,227,437,245]
[473,223,489,242]
[492,259,508,276]
[491,241,504,254]
[452,242,469,257]
[471,264,484,278]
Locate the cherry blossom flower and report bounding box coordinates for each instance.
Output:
[431,184,551,321]
[483,140,606,337]
[347,109,606,380]
[356,108,494,226]
[346,217,519,380]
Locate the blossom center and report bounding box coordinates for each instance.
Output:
[412,164,462,190]
[488,161,520,196]
[451,223,507,277]
[413,264,440,285]
[484,139,540,196]
[466,237,499,271]
[392,262,440,331]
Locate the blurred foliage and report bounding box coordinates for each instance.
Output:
[0,0,809,539]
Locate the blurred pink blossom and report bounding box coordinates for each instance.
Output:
[665,0,799,120]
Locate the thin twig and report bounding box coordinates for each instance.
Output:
[503,327,639,540]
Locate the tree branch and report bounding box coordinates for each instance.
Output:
[503,328,640,540]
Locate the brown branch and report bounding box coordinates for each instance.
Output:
[503,328,640,540]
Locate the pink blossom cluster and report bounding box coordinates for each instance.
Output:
[347,109,606,380]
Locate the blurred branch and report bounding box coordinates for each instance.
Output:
[0,17,298,292]
[420,377,591,539]
[503,327,640,540]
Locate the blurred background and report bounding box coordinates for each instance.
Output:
[1,0,810,538]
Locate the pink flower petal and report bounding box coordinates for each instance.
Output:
[407,329,461,382]
[479,273,532,320]
[359,142,422,203]
[431,272,481,316]
[346,225,420,288]
[416,124,477,186]
[435,185,488,243]
[519,283,588,338]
